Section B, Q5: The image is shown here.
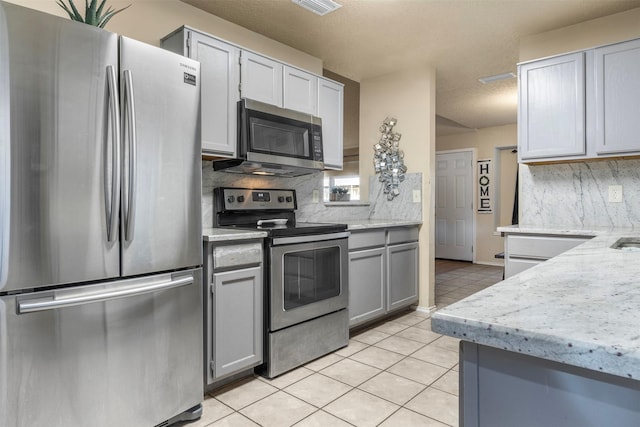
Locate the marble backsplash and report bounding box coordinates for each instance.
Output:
[202,160,422,227]
[519,159,640,228]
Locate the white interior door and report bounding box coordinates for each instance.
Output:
[435,151,474,261]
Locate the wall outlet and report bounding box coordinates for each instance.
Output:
[412,189,421,203]
[312,189,319,203]
[608,185,623,203]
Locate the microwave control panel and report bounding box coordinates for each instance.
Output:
[312,128,323,161]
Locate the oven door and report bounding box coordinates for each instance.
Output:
[268,232,349,331]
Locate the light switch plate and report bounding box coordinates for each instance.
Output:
[312,189,319,203]
[413,189,421,203]
[608,185,623,203]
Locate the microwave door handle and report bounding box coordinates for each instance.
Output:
[122,69,137,242]
[105,65,121,243]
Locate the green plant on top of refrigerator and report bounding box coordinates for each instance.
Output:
[56,0,130,28]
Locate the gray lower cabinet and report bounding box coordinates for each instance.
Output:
[388,241,419,311]
[460,342,640,427]
[349,226,419,328]
[204,240,263,389]
[503,233,591,278]
[212,267,262,380]
[348,247,386,326]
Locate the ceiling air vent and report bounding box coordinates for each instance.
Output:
[292,0,342,16]
[478,72,516,84]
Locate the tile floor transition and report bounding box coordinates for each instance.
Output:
[178,260,503,427]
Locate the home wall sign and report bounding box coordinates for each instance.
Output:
[374,117,407,201]
[477,159,492,213]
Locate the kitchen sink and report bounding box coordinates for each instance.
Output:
[611,237,640,252]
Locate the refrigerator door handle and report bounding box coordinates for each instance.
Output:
[16,274,194,314]
[122,69,137,242]
[105,65,121,243]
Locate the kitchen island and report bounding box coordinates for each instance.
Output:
[432,230,640,427]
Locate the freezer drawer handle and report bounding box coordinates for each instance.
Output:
[17,275,194,314]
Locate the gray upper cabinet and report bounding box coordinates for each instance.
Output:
[191,32,240,157]
[518,52,586,161]
[594,38,640,155]
[240,50,283,107]
[518,37,640,163]
[161,27,239,157]
[318,78,344,170]
[162,26,344,169]
[239,52,344,170]
[284,66,317,115]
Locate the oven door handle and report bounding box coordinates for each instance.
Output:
[270,232,350,246]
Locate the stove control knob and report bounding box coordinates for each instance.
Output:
[286,196,293,203]
[227,196,235,203]
[278,196,285,203]
[237,195,245,203]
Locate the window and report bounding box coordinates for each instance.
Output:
[323,175,360,201]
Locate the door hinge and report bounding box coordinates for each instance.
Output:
[186,32,191,54]
[210,360,215,373]
[210,280,215,294]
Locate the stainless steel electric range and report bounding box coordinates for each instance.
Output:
[213,187,350,378]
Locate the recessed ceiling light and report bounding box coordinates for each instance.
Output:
[292,0,342,16]
[478,72,516,84]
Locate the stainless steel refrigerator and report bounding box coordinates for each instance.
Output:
[0,3,203,426]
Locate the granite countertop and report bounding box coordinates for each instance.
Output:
[432,231,640,380]
[203,220,421,241]
[497,224,636,237]
[202,227,267,242]
[329,219,422,230]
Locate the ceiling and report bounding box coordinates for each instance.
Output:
[182,0,640,135]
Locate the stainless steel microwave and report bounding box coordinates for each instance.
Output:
[213,98,324,177]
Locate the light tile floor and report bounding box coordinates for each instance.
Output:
[178,260,502,427]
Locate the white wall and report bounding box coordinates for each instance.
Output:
[520,7,640,62]
[359,65,436,308]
